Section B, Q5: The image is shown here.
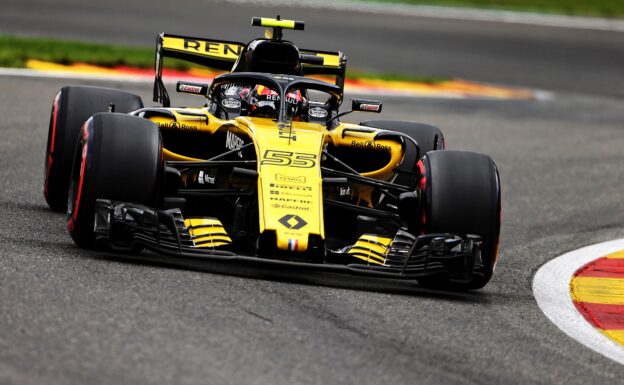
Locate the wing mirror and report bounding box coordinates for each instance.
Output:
[328,98,383,125]
[351,99,383,113]
[176,81,208,96]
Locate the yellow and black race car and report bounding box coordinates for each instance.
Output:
[43,17,501,290]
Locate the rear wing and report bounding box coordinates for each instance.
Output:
[153,33,244,106]
[153,33,346,106]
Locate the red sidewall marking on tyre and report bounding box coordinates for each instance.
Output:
[49,92,60,153]
[67,122,89,232]
[44,91,60,198]
[416,159,426,232]
[534,239,624,365]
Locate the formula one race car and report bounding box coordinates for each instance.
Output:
[43,17,501,290]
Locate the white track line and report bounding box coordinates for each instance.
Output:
[533,239,624,365]
[218,0,624,32]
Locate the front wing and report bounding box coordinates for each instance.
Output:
[93,200,485,283]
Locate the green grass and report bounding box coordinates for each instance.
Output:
[0,35,155,69]
[0,35,199,71]
[364,0,624,18]
[0,34,445,83]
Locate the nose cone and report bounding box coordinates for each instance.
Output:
[239,116,326,252]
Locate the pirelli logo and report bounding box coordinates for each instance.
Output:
[162,36,243,60]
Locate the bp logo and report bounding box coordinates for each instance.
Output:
[278,214,307,230]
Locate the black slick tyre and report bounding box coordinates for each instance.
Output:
[44,86,143,211]
[67,113,162,248]
[419,150,501,290]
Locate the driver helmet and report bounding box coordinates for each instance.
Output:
[248,85,304,119]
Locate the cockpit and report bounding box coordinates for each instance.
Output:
[206,72,342,125]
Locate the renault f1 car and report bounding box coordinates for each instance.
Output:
[43,17,501,290]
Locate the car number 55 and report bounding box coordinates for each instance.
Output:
[260,150,317,168]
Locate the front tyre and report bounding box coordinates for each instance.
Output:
[67,113,162,248]
[44,86,143,211]
[419,150,501,290]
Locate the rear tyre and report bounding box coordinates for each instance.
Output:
[419,150,501,290]
[67,113,162,248]
[359,120,445,156]
[44,86,143,211]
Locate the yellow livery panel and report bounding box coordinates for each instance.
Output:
[238,117,326,252]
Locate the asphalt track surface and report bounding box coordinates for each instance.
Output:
[2,1,624,385]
